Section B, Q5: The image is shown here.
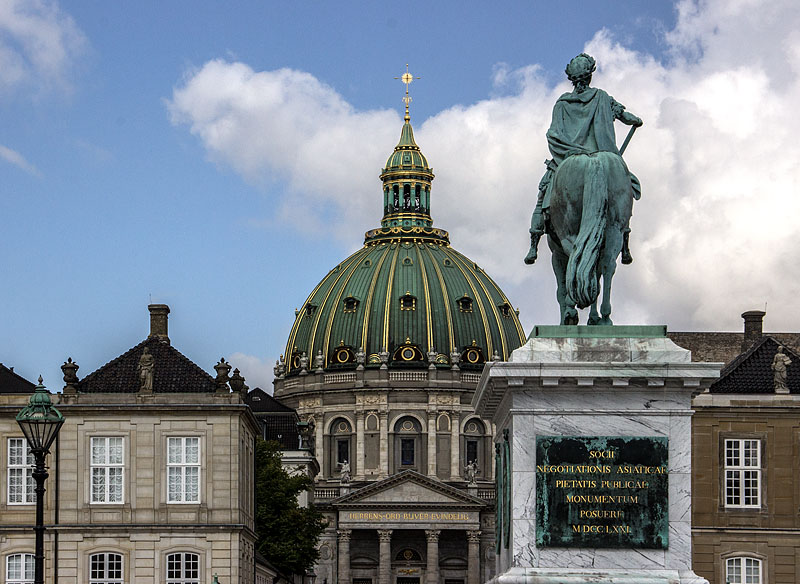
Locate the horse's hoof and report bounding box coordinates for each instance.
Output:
[621,253,633,265]
[524,248,538,265]
[587,316,600,325]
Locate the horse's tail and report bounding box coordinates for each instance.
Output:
[566,155,607,309]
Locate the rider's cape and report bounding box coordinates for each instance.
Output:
[541,87,640,207]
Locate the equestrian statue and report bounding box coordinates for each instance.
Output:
[524,53,643,325]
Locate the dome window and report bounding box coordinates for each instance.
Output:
[443,259,452,267]
[393,338,424,362]
[343,296,359,313]
[400,292,417,311]
[498,302,513,318]
[304,303,317,317]
[362,259,372,267]
[457,294,473,313]
[461,341,485,365]
[333,342,355,364]
[290,349,302,370]
[402,257,413,266]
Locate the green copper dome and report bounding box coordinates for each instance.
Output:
[283,116,525,375]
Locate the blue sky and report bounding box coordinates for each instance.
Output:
[3,0,799,391]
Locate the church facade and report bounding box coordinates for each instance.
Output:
[272,103,526,584]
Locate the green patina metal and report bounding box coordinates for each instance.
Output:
[284,107,526,374]
[524,53,644,327]
[535,435,669,549]
[531,325,667,339]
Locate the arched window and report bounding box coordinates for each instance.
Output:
[393,416,422,472]
[726,557,762,584]
[89,553,123,584]
[166,552,200,584]
[6,553,34,584]
[463,418,487,480]
[330,418,353,478]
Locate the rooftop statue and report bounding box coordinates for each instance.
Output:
[524,53,643,325]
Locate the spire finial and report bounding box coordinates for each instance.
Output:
[394,64,420,122]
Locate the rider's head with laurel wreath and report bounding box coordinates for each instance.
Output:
[565,53,596,93]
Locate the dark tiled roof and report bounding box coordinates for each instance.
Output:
[0,364,35,394]
[77,337,216,393]
[668,331,800,365]
[244,387,295,413]
[710,336,800,394]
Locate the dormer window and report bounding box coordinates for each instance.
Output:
[461,341,485,365]
[304,303,317,317]
[499,302,513,318]
[333,342,356,364]
[457,295,473,313]
[400,292,417,311]
[343,297,359,313]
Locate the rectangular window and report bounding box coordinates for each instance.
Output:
[337,439,350,465]
[91,437,124,504]
[466,440,478,464]
[401,438,415,465]
[7,438,35,504]
[724,439,761,508]
[168,437,200,503]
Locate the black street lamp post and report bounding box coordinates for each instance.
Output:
[16,376,64,584]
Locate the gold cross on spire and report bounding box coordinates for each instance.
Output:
[394,64,420,121]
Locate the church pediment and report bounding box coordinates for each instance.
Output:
[333,470,487,508]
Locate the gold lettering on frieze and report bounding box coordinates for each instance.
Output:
[344,511,470,522]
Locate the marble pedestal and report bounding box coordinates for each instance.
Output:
[472,327,721,584]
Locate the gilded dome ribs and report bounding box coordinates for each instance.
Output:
[382,244,401,352]
[414,243,434,352]
[322,250,365,368]
[307,252,364,364]
[360,245,392,353]
[423,244,455,353]
[448,252,494,357]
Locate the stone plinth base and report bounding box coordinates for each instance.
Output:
[487,567,708,584]
[473,328,720,584]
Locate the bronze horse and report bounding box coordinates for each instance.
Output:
[545,151,634,325]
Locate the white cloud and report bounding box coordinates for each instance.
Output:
[168,0,800,333]
[0,143,40,175]
[228,352,275,394]
[0,0,87,94]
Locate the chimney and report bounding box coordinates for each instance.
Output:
[741,310,765,352]
[148,304,170,344]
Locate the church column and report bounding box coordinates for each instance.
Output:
[450,411,460,480]
[379,411,389,478]
[315,416,324,474]
[355,411,365,480]
[377,529,393,584]
[427,411,437,477]
[337,529,352,584]
[425,529,440,584]
[466,530,481,584]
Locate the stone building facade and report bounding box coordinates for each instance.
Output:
[690,311,800,584]
[0,305,259,584]
[272,104,526,584]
